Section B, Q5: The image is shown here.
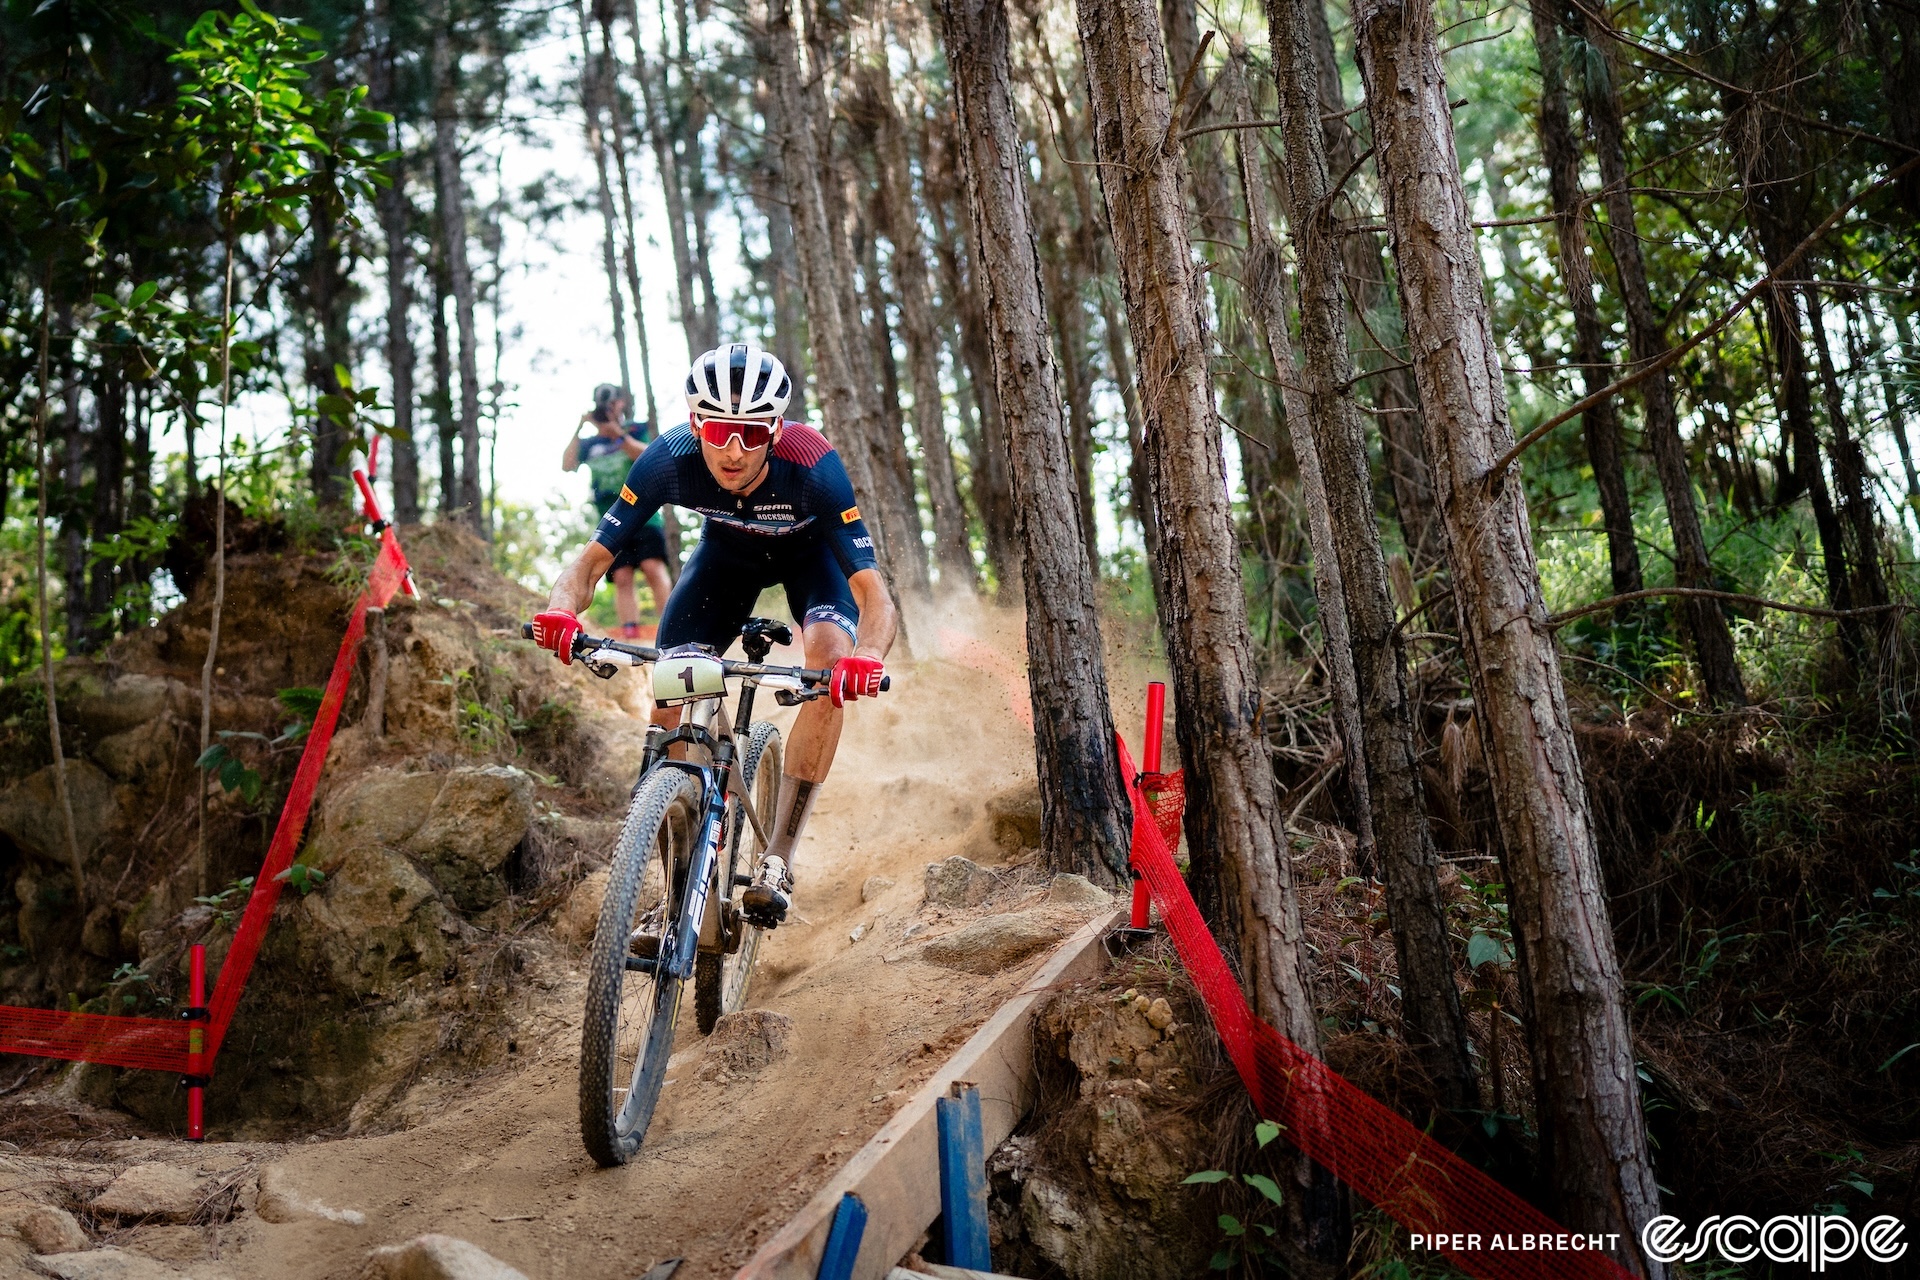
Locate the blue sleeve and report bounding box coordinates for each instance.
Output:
[593,445,676,553]
[803,449,879,575]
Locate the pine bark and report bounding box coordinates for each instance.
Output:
[1804,285,1888,611]
[627,0,716,355]
[374,63,419,527]
[430,256,457,516]
[864,66,974,589]
[1352,0,1662,1266]
[1304,0,1441,574]
[758,0,899,584]
[1076,0,1320,1114]
[1259,0,1474,1107]
[431,9,483,533]
[1528,0,1641,598]
[577,3,634,395]
[1578,25,1744,701]
[940,0,1133,883]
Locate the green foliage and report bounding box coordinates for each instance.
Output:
[274,862,326,894]
[194,875,255,926]
[1184,1120,1287,1273]
[196,740,262,805]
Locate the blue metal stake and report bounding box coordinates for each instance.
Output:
[816,1192,867,1280]
[936,1082,991,1270]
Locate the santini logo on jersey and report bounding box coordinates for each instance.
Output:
[840,506,861,524]
[620,485,638,504]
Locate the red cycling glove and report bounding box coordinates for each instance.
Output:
[829,655,885,707]
[532,609,583,664]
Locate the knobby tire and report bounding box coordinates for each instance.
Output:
[578,765,701,1167]
[695,721,781,1033]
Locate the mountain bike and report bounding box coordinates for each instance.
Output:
[523,616,888,1167]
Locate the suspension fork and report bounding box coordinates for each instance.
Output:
[669,739,736,980]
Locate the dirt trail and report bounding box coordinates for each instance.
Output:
[103,613,1115,1279]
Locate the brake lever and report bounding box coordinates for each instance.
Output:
[583,658,619,680]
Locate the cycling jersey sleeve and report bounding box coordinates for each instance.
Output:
[592,442,677,556]
[802,447,879,575]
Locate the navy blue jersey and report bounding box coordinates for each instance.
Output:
[593,421,878,577]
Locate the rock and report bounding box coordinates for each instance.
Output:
[703,1010,794,1075]
[81,906,119,959]
[406,766,535,910]
[922,913,1062,974]
[32,1246,194,1279]
[310,770,444,862]
[985,781,1043,852]
[860,875,894,903]
[89,1164,205,1223]
[71,674,182,741]
[295,844,450,997]
[923,855,996,907]
[0,761,117,868]
[557,868,610,946]
[1145,997,1174,1031]
[0,1196,88,1252]
[359,1233,530,1280]
[1047,873,1113,911]
[255,1165,366,1225]
[92,717,184,782]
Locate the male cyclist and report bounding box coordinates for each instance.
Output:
[532,343,896,927]
[562,383,671,640]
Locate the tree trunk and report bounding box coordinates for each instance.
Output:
[1304,0,1442,576]
[87,371,126,643]
[856,194,933,597]
[752,143,811,422]
[1034,177,1103,575]
[1804,285,1888,610]
[1225,54,1373,868]
[306,177,355,508]
[577,3,634,395]
[1529,0,1641,598]
[373,0,419,526]
[1883,308,1920,518]
[431,256,457,516]
[627,0,715,356]
[1077,6,1338,1262]
[866,66,974,590]
[431,9,484,534]
[941,0,1132,885]
[758,0,900,586]
[61,373,85,653]
[1257,1,1475,1109]
[1577,23,1744,702]
[925,116,1020,587]
[1352,0,1661,1266]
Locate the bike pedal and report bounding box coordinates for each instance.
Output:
[732,873,753,887]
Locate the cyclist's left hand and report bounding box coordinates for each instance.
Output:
[829,655,885,707]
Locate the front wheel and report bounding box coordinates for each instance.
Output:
[696,722,780,1034]
[579,765,702,1167]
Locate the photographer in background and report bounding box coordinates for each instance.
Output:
[562,383,672,640]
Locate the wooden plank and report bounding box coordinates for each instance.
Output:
[734,909,1120,1280]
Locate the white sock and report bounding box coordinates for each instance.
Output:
[764,775,819,868]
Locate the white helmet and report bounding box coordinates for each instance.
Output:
[686,343,792,420]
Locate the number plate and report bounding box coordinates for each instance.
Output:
[653,653,726,705]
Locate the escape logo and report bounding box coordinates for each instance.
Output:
[1640,1214,1906,1270]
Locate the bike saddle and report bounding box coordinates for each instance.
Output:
[739,617,793,662]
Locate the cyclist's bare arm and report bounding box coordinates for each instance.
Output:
[551,542,615,614]
[847,568,897,662]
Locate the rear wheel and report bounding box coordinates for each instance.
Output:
[578,766,702,1167]
[695,722,781,1033]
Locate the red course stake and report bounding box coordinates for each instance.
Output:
[1131,681,1168,929]
[184,943,207,1141]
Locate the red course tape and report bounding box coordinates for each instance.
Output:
[1115,733,1637,1280]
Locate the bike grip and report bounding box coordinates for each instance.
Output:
[879,676,890,692]
[521,622,534,640]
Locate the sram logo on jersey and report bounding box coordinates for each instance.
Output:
[840,506,861,524]
[620,485,638,504]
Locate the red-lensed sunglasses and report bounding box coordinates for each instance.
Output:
[695,416,776,451]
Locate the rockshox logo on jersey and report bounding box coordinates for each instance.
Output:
[841,506,860,524]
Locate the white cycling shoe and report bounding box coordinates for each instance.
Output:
[741,855,792,927]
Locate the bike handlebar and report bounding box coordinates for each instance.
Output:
[519,621,890,692]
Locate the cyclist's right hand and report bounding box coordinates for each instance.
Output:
[531,609,583,663]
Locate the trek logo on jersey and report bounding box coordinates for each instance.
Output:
[840,506,861,524]
[620,485,638,505]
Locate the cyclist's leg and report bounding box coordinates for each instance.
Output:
[744,548,857,922]
[631,522,674,633]
[611,564,640,636]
